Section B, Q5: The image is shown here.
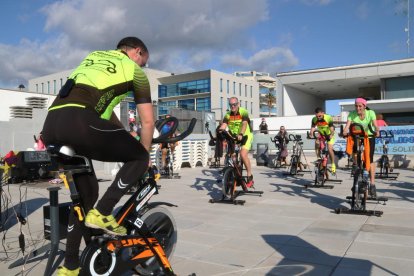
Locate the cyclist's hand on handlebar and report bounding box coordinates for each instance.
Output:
[237,134,243,141]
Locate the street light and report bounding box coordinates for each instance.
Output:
[152,100,158,119]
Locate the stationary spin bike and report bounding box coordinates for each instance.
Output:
[48,117,196,275]
[375,130,399,180]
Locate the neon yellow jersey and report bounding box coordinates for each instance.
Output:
[223,107,252,136]
[347,110,376,135]
[311,114,334,136]
[49,50,151,120]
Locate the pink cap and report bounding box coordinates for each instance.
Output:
[355,98,367,106]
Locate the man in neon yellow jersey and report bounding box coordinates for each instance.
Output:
[309,107,336,173]
[220,97,254,187]
[42,37,154,276]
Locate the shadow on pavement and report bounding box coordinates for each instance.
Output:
[261,234,398,275]
[1,197,49,231]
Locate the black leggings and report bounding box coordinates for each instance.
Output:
[42,107,149,269]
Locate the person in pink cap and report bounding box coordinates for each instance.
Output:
[343,97,380,198]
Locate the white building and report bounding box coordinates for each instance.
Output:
[234,71,277,117]
[276,58,414,124]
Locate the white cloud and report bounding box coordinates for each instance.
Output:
[0,0,300,88]
[220,47,299,74]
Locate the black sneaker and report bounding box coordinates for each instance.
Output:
[370,185,377,199]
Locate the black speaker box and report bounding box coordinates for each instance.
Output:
[43,202,71,240]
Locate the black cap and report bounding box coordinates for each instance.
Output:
[116,37,148,53]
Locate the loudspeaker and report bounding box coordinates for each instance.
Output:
[43,202,71,240]
[13,151,52,182]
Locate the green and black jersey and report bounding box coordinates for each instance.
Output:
[223,107,252,136]
[49,50,151,120]
[311,114,334,136]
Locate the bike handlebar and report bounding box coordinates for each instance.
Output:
[152,117,197,144]
[340,123,366,138]
[219,130,248,145]
[288,134,302,142]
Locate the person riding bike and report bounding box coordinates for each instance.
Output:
[309,107,336,173]
[219,97,254,187]
[342,97,380,198]
[160,114,178,173]
[275,126,289,166]
[41,36,154,276]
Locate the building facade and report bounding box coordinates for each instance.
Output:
[234,71,277,117]
[156,70,260,121]
[276,58,414,124]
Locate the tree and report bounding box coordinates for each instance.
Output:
[265,92,276,117]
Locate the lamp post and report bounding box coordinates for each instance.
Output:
[152,100,158,120]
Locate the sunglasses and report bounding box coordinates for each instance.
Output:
[229,103,238,107]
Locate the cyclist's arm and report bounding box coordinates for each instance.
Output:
[343,120,352,136]
[219,122,228,130]
[137,103,154,152]
[372,117,380,137]
[310,118,316,137]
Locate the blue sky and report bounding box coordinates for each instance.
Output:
[0,0,412,115]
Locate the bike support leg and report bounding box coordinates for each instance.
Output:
[335,207,383,217]
[44,186,61,276]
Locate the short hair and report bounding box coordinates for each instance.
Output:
[229,97,239,102]
[117,37,148,53]
[314,107,324,113]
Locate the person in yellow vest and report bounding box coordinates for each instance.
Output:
[42,36,154,276]
[219,97,254,187]
[309,107,336,173]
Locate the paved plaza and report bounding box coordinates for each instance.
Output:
[1,160,413,275]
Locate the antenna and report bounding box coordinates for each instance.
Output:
[405,0,411,56]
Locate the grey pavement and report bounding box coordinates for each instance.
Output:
[1,158,413,276]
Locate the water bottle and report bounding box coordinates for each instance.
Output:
[362,169,369,183]
[322,156,327,167]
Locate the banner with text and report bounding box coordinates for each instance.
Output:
[333,125,414,155]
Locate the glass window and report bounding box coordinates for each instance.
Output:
[53,80,56,94]
[159,78,210,98]
[60,78,63,88]
[250,86,253,98]
[41,83,44,93]
[196,97,211,111]
[250,102,253,114]
[227,80,229,94]
[245,85,247,97]
[385,76,414,99]
[220,96,223,109]
[239,83,241,96]
[35,84,38,92]
[47,81,50,94]
[158,100,177,116]
[178,99,195,110]
[233,82,236,95]
[220,78,223,92]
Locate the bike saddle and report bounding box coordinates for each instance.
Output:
[47,144,76,157]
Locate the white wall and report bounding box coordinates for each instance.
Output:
[252,115,314,134]
[0,89,56,121]
[283,86,323,116]
[210,70,260,121]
